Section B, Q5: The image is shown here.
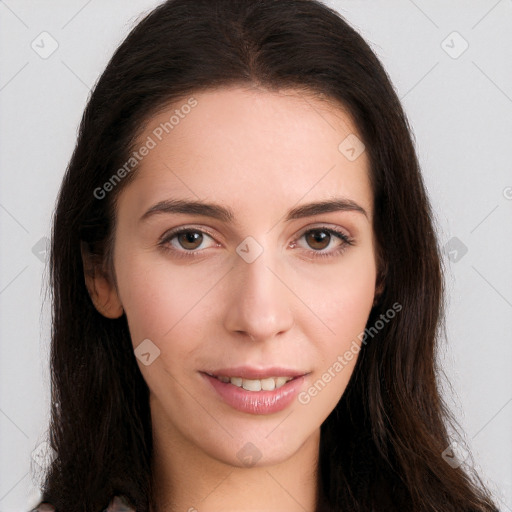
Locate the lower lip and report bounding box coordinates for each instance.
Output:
[201,372,306,415]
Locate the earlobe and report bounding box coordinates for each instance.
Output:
[81,243,124,319]
[85,272,124,318]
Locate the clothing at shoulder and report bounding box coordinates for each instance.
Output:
[32,495,136,512]
[102,496,136,512]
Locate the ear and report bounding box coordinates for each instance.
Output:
[81,242,124,319]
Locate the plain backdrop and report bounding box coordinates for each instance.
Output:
[0,1,511,510]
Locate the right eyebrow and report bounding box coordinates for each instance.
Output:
[139,199,235,224]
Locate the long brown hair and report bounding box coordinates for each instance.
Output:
[37,0,497,510]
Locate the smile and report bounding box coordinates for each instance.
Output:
[206,374,295,391]
[201,370,308,415]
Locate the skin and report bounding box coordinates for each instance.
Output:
[85,85,381,512]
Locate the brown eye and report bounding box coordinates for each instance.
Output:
[294,227,354,260]
[304,229,332,250]
[176,231,203,250]
[160,228,218,257]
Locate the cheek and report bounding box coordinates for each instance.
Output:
[300,252,377,345]
[296,251,376,402]
[114,249,191,347]
[331,271,375,336]
[114,247,222,374]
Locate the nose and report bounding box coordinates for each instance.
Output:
[223,248,295,342]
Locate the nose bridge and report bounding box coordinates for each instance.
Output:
[223,238,294,340]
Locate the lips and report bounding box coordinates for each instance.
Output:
[203,366,307,391]
[200,366,309,414]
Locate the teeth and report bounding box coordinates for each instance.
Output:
[242,379,261,391]
[231,377,243,387]
[275,376,290,388]
[260,378,275,391]
[214,375,294,391]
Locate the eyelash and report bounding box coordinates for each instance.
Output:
[158,225,355,260]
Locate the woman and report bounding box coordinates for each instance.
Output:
[33,0,498,510]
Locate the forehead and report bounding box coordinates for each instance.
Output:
[122,86,372,221]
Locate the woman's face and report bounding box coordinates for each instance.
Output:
[99,86,378,467]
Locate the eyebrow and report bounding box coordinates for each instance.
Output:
[139,197,368,224]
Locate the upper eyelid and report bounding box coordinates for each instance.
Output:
[161,223,351,237]
[160,225,217,243]
[160,224,353,247]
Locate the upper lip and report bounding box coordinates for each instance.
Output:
[203,366,308,379]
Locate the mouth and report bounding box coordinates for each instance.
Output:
[204,373,298,392]
[200,367,309,415]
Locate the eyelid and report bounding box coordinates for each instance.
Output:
[295,222,352,240]
[159,222,352,242]
[158,223,355,258]
[158,224,220,244]
[292,224,354,258]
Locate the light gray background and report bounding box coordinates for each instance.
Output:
[1,1,511,510]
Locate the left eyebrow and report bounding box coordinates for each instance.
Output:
[138,197,368,224]
[284,198,368,221]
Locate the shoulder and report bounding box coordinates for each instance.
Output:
[103,495,136,511]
